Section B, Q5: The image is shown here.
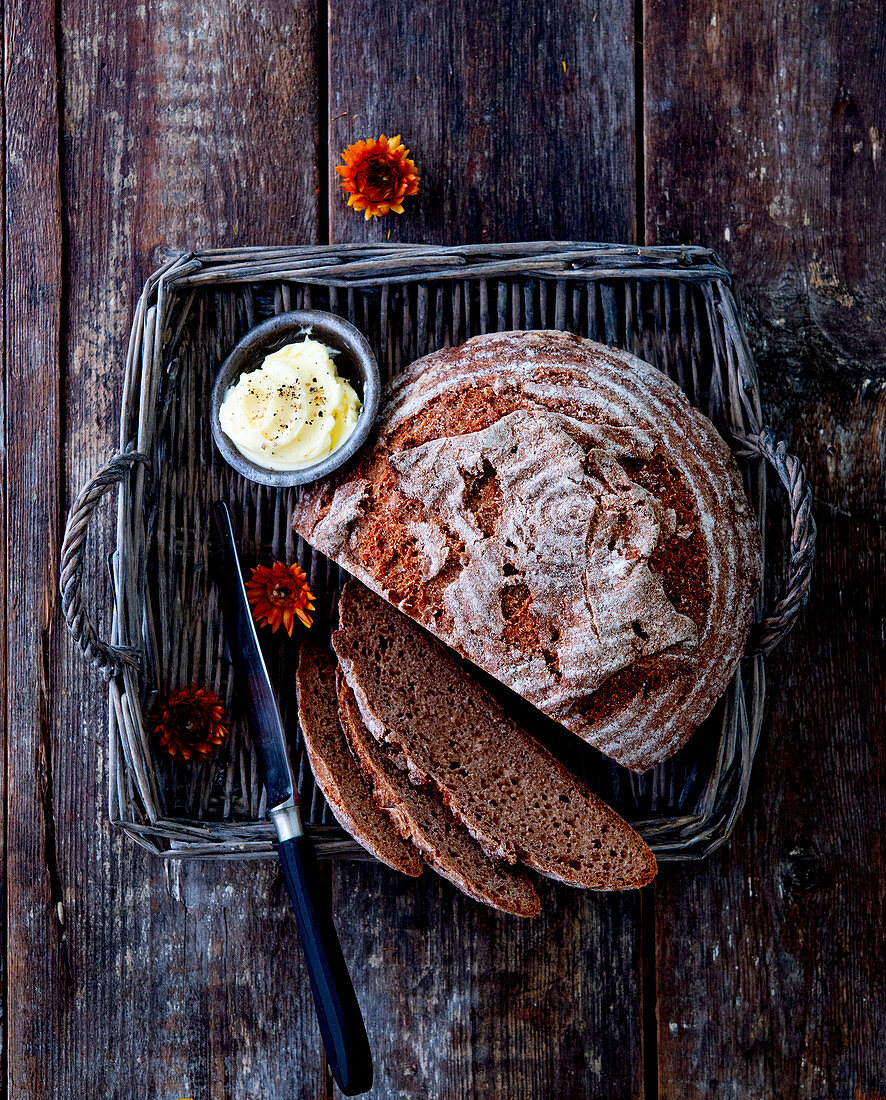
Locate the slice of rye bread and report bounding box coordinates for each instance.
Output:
[293,331,762,772]
[337,672,541,916]
[334,581,657,890]
[296,640,422,877]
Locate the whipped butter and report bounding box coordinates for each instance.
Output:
[219,338,362,470]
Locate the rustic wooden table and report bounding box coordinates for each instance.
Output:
[6,1,885,1097]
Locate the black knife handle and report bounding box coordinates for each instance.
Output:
[277,835,373,1096]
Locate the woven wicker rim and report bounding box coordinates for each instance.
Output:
[59,242,816,862]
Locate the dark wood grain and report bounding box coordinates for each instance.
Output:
[644,0,886,519]
[0,0,6,1086]
[327,5,650,1097]
[335,868,646,1100]
[7,1,327,1096]
[328,0,638,245]
[644,2,886,1095]
[4,0,66,1093]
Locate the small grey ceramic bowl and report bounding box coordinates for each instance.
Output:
[210,310,380,487]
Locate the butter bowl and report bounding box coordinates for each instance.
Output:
[210,310,380,487]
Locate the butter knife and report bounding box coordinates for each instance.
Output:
[211,501,373,1096]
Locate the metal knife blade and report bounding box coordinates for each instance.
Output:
[211,500,299,816]
[210,501,373,1094]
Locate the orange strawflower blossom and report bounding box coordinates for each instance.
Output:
[151,685,228,762]
[246,561,315,634]
[335,134,420,220]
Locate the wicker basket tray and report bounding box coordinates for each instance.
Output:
[60,243,815,863]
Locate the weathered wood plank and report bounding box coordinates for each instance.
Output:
[328,0,638,245]
[644,2,886,1095]
[327,4,648,1097]
[4,0,66,1092]
[336,867,646,1099]
[644,0,886,518]
[0,1,7,1087]
[7,1,326,1096]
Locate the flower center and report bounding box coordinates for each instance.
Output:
[174,704,206,742]
[366,160,393,189]
[270,580,297,606]
[361,157,398,200]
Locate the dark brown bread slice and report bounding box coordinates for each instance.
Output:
[296,640,422,877]
[337,673,541,917]
[334,581,657,891]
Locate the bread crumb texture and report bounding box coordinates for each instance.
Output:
[335,579,658,890]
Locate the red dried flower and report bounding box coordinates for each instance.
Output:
[151,685,228,762]
[246,561,315,634]
[335,134,420,220]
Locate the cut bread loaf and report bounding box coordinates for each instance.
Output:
[296,641,422,877]
[334,581,657,890]
[337,672,541,916]
[294,330,762,772]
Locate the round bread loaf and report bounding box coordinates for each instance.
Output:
[293,330,762,772]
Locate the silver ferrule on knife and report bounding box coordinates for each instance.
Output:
[270,795,305,842]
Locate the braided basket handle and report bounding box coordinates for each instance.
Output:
[60,451,149,679]
[735,428,817,656]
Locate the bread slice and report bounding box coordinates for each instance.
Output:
[296,640,422,877]
[337,672,541,916]
[334,581,657,890]
[293,330,762,772]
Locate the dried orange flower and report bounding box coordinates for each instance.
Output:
[246,561,315,634]
[335,134,420,220]
[151,685,228,762]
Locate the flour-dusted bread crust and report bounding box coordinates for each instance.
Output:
[296,641,422,877]
[337,674,541,916]
[295,331,762,771]
[334,581,658,891]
